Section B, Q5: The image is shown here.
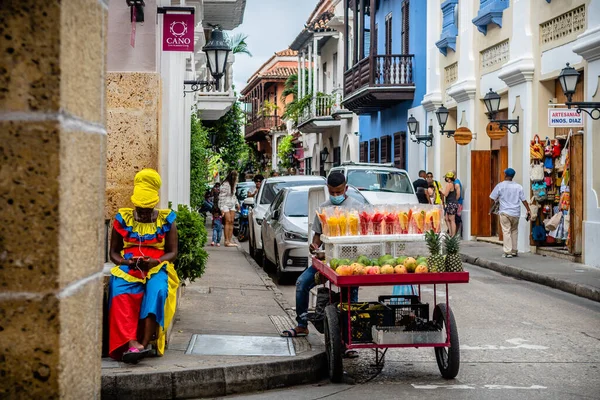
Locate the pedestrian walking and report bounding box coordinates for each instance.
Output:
[442,171,460,237]
[426,172,443,205]
[413,170,430,204]
[211,205,223,247]
[219,171,240,247]
[490,168,531,258]
[453,172,464,234]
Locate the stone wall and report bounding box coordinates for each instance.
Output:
[0,0,107,398]
[105,72,161,219]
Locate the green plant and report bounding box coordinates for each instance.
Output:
[259,100,278,116]
[277,135,295,169]
[190,113,212,210]
[173,203,209,282]
[225,32,252,56]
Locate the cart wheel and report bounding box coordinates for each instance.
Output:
[433,303,460,379]
[324,304,344,382]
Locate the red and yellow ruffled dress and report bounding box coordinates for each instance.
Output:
[108,208,180,359]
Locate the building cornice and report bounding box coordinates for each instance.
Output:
[448,80,477,103]
[498,58,535,87]
[422,92,443,112]
[572,26,600,62]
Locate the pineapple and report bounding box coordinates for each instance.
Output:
[425,230,444,272]
[443,234,463,272]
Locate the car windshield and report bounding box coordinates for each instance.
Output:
[260,179,325,204]
[284,191,309,217]
[346,186,369,204]
[347,170,413,194]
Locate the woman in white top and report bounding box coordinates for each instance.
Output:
[218,170,239,247]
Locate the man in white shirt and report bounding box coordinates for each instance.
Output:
[490,168,531,258]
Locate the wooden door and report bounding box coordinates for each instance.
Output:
[471,150,492,237]
[569,133,583,255]
[491,151,500,237]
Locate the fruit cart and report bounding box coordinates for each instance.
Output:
[312,234,469,383]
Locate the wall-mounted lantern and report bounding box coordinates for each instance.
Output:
[408,115,433,147]
[435,105,455,138]
[559,63,600,120]
[126,0,145,22]
[483,89,519,133]
[184,26,232,95]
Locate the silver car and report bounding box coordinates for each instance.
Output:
[247,175,326,262]
[261,185,369,283]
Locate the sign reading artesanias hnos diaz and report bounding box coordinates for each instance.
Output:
[163,13,194,52]
[548,109,584,127]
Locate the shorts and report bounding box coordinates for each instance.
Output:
[445,202,459,216]
[221,205,235,213]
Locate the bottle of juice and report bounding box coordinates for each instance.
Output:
[327,214,340,237]
[359,209,372,235]
[348,211,359,236]
[338,211,349,236]
[372,209,385,235]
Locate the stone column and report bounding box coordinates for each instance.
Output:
[0,1,107,398]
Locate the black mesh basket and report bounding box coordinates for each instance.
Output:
[339,302,394,343]
[377,295,430,328]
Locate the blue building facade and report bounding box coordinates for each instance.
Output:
[342,0,428,174]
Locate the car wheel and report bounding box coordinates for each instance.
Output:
[275,244,290,284]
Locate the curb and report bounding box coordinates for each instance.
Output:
[461,253,600,303]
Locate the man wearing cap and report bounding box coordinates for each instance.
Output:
[490,168,531,258]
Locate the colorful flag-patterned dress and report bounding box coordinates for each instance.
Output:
[108,208,180,360]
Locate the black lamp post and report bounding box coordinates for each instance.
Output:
[184,26,232,95]
[435,105,455,138]
[319,147,329,176]
[408,114,433,147]
[209,132,218,151]
[559,63,600,120]
[483,88,519,133]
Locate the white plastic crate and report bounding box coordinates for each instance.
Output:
[321,234,427,261]
[371,326,445,345]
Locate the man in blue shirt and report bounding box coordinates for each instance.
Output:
[454,172,464,234]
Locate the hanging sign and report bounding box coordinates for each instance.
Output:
[548,109,583,127]
[162,13,195,52]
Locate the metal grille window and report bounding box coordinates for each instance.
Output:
[394,132,406,169]
[369,138,380,163]
[333,146,341,167]
[380,135,392,163]
[360,141,368,162]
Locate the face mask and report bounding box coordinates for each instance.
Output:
[330,194,345,205]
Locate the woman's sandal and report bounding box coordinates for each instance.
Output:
[122,347,151,364]
[344,349,359,359]
[280,328,308,337]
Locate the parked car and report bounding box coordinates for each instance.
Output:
[261,184,369,283]
[328,162,418,205]
[247,175,326,262]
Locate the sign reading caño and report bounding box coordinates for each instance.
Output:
[548,109,584,127]
[163,13,194,52]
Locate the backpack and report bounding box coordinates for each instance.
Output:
[532,222,547,242]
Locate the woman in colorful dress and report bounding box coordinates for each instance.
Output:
[108,169,180,363]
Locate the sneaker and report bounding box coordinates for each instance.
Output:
[216,243,221,247]
[502,254,513,258]
[511,252,518,257]
[211,242,215,246]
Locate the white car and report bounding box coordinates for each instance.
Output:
[247,175,326,261]
[261,184,369,283]
[328,162,418,205]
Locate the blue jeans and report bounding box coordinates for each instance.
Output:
[212,219,222,244]
[295,266,358,328]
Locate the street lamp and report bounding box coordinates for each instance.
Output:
[435,105,455,138]
[184,26,232,95]
[320,147,330,165]
[209,132,218,151]
[483,88,520,133]
[408,114,433,147]
[558,63,600,120]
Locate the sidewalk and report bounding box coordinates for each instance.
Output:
[461,241,600,303]
[101,244,326,400]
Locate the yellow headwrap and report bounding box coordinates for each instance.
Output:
[131,169,162,209]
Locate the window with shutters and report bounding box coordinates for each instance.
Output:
[385,13,392,55]
[380,135,392,163]
[333,146,341,167]
[401,1,409,54]
[370,138,380,163]
[305,157,312,176]
[373,23,378,56]
[360,141,368,162]
[394,132,406,169]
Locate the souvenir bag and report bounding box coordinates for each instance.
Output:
[529,197,540,220]
[556,130,571,171]
[530,161,544,182]
[544,211,563,232]
[530,135,545,161]
[544,137,553,157]
[552,139,561,158]
[559,191,570,211]
[544,174,553,187]
[532,182,547,202]
[532,220,547,242]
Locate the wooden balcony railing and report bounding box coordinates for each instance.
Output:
[344,54,414,96]
[245,115,282,138]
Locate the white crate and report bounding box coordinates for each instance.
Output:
[371,326,445,345]
[321,234,427,260]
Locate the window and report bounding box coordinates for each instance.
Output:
[360,141,368,162]
[394,132,406,169]
[305,157,312,176]
[260,179,326,204]
[332,53,338,88]
[401,1,409,54]
[380,135,392,163]
[322,62,327,93]
[373,23,378,56]
[347,169,413,194]
[385,13,392,55]
[333,146,341,167]
[369,138,379,163]
[284,191,309,217]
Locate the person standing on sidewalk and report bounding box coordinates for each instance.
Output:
[442,171,460,237]
[490,168,531,258]
[413,170,430,204]
[426,172,443,205]
[281,173,361,345]
[211,205,223,247]
[219,171,240,247]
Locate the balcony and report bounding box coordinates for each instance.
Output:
[245,115,284,141]
[194,61,236,121]
[343,54,415,114]
[297,90,350,133]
